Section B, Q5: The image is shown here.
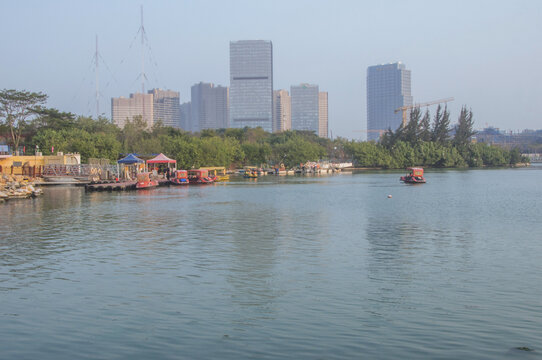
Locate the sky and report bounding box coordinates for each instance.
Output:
[1,0,541,139]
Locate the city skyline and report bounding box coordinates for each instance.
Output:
[1,1,541,139]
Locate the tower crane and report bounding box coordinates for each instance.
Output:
[395,97,454,127]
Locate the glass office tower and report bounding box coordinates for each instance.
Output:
[291,83,319,134]
[366,62,412,141]
[229,40,273,132]
[191,82,229,131]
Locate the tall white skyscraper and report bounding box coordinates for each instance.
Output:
[366,62,412,141]
[229,40,273,132]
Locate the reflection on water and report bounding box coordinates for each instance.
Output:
[1,169,542,359]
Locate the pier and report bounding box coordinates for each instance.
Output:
[85,178,170,191]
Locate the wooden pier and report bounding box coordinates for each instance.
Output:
[85,178,171,192]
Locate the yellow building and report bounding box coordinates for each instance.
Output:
[0,152,80,176]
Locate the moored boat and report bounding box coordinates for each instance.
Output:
[170,170,189,185]
[243,168,259,178]
[199,167,229,182]
[188,169,214,184]
[136,172,158,189]
[400,167,426,184]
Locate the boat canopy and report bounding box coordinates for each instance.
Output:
[117,153,144,164]
[407,167,424,176]
[147,153,176,164]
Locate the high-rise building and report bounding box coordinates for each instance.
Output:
[318,92,328,138]
[112,89,181,129]
[190,82,229,132]
[291,84,319,134]
[273,90,291,132]
[366,62,412,141]
[229,40,273,132]
[111,93,154,128]
[180,102,191,131]
[148,88,181,129]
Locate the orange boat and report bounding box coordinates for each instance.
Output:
[188,169,214,184]
[170,170,189,185]
[136,172,158,189]
[400,167,426,184]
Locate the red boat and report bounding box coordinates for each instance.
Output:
[170,170,189,185]
[188,169,214,184]
[136,172,158,189]
[400,167,426,184]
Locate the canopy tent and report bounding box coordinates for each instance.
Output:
[117,153,144,164]
[146,153,176,164]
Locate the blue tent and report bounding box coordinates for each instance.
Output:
[117,153,144,164]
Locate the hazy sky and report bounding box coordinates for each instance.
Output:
[1,0,541,139]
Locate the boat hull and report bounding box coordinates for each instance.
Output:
[136,180,158,189]
[170,178,189,185]
[400,176,426,184]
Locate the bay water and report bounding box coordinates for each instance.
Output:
[1,167,541,359]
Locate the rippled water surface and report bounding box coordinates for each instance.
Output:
[1,168,542,359]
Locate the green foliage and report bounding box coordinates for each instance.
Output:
[403,107,421,145]
[271,137,325,168]
[453,106,476,147]
[0,89,48,150]
[344,141,393,168]
[432,105,451,144]
[419,109,432,142]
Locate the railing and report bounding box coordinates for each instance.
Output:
[42,164,118,180]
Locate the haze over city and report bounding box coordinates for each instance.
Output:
[1,0,540,138]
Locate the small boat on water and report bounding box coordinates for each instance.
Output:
[400,167,426,184]
[136,172,158,189]
[170,170,189,185]
[243,168,259,178]
[199,167,229,182]
[188,169,214,184]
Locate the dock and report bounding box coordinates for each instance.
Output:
[85,178,171,191]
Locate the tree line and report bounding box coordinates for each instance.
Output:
[0,89,529,169]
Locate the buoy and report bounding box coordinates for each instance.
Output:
[388,194,392,198]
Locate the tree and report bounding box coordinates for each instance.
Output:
[432,104,451,144]
[453,106,476,147]
[0,89,48,151]
[403,107,421,145]
[419,109,432,142]
[32,107,76,131]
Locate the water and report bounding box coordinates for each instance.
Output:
[1,167,541,359]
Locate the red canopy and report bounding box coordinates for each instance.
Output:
[146,153,176,164]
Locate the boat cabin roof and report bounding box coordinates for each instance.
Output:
[407,167,424,175]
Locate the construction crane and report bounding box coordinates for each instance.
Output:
[395,97,454,127]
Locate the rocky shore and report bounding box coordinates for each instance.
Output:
[0,175,43,203]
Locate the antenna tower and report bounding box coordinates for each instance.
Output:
[140,5,145,94]
[95,34,99,118]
